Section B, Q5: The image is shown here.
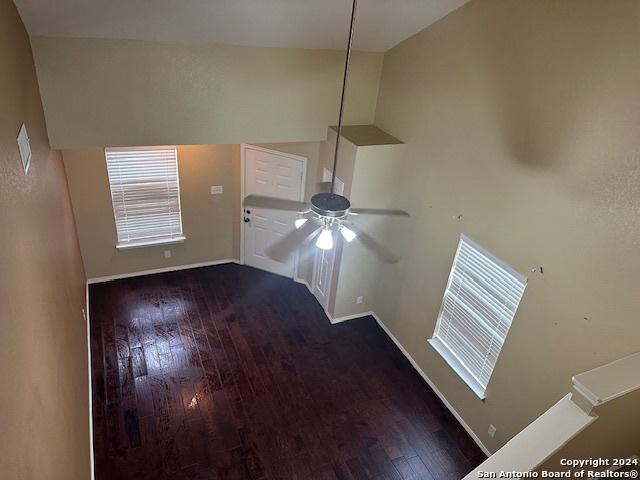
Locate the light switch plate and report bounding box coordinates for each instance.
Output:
[210,185,223,195]
[164,250,171,259]
[17,123,31,174]
[488,424,496,438]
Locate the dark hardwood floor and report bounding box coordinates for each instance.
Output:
[89,263,485,480]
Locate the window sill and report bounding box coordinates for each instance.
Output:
[427,337,487,400]
[116,236,186,250]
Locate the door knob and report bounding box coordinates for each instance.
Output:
[244,217,250,223]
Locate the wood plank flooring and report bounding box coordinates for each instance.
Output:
[89,263,486,480]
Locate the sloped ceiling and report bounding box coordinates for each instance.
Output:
[14,0,469,52]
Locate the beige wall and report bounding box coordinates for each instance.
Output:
[64,145,238,279]
[373,0,640,453]
[30,36,383,149]
[332,143,407,318]
[0,1,90,479]
[314,127,409,319]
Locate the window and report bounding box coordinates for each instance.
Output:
[105,146,184,248]
[429,235,527,399]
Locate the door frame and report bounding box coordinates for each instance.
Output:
[239,144,307,279]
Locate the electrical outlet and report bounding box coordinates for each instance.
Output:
[164,250,172,259]
[356,296,363,305]
[488,424,496,438]
[210,185,223,195]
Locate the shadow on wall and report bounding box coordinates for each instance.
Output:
[476,1,635,170]
[476,0,640,250]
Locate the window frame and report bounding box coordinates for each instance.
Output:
[428,234,527,399]
[105,145,185,249]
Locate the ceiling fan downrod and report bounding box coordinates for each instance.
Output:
[330,0,357,196]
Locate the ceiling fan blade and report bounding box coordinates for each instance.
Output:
[265,220,322,262]
[345,222,399,264]
[349,208,410,217]
[316,181,333,194]
[244,195,310,213]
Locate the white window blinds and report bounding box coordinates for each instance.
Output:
[430,235,526,397]
[105,146,184,247]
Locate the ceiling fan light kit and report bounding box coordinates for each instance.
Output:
[243,0,409,263]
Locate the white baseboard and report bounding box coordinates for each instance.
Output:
[327,310,376,325]
[293,276,312,291]
[293,277,373,325]
[370,311,492,457]
[87,259,239,284]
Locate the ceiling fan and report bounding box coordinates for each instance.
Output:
[243,0,409,264]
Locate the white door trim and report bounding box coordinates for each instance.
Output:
[239,144,307,278]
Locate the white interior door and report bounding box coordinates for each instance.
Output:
[242,145,305,277]
[312,246,335,310]
[311,168,344,309]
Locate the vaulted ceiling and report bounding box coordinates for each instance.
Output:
[14,0,469,52]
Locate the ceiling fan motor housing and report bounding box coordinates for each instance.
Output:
[311,193,351,218]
